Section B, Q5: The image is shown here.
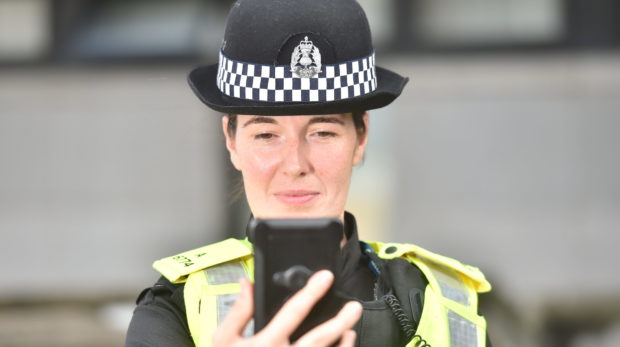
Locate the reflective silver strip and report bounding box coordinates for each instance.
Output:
[215,293,239,325]
[243,318,254,337]
[430,263,470,306]
[205,261,254,337]
[216,293,254,337]
[439,282,470,306]
[205,261,247,285]
[448,310,478,347]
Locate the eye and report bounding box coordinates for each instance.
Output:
[313,131,337,138]
[254,133,276,140]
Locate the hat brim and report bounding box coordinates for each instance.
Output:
[187,64,409,115]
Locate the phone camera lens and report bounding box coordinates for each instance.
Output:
[273,265,313,291]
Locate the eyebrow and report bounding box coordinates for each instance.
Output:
[307,116,346,126]
[242,116,278,128]
[242,116,346,127]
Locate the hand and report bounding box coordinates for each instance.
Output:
[213,270,363,347]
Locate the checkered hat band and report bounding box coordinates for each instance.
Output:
[216,51,377,102]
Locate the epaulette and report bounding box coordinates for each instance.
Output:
[153,238,253,284]
[365,240,491,293]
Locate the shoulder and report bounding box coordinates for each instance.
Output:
[127,276,193,347]
[152,238,253,284]
[365,240,491,293]
[134,276,185,308]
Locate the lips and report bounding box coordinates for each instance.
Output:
[274,190,319,205]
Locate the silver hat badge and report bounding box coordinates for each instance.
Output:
[290,36,322,78]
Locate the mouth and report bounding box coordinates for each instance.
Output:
[274,190,320,206]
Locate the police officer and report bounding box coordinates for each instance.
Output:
[126,0,492,346]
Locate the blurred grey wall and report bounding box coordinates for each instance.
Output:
[394,53,620,346]
[344,52,620,347]
[0,66,226,300]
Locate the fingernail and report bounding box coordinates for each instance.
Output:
[346,301,363,315]
[240,278,251,297]
[238,279,246,296]
[314,270,334,283]
[346,330,357,340]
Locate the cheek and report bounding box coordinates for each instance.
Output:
[237,147,281,186]
[311,143,355,184]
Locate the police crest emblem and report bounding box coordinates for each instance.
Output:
[290,36,322,78]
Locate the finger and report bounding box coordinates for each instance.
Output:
[214,278,254,343]
[338,330,357,347]
[263,270,334,338]
[294,301,362,347]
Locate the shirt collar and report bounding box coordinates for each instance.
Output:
[338,211,363,281]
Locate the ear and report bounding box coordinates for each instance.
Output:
[222,116,242,171]
[352,112,369,166]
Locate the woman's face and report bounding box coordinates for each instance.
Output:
[223,113,368,219]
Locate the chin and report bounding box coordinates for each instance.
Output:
[256,206,338,219]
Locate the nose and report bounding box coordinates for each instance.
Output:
[281,137,312,177]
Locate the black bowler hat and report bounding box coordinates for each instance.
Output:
[188,0,409,115]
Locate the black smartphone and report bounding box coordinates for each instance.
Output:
[250,218,345,341]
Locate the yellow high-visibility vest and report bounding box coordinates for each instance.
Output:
[153,238,491,347]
